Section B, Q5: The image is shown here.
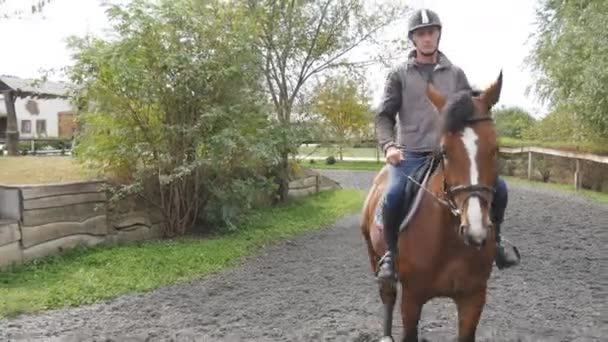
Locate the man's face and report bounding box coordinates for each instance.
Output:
[412,26,440,55]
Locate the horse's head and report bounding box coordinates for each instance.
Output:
[427,72,502,247]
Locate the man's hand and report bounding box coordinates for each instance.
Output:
[385,146,404,166]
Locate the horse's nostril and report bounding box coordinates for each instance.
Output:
[459,224,467,236]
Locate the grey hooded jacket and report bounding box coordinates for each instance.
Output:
[375,50,472,155]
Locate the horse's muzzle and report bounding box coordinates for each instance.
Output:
[460,225,487,247]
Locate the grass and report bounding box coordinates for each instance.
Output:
[0,189,365,318]
[0,156,95,185]
[298,146,378,159]
[302,160,384,171]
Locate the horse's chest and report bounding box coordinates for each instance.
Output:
[435,249,493,294]
[404,233,492,295]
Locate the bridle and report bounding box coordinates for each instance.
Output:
[440,116,495,217]
[406,116,495,218]
[439,157,494,218]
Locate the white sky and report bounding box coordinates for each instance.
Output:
[0,0,548,117]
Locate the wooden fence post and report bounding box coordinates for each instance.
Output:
[574,159,581,191]
[527,151,533,180]
[315,175,320,193]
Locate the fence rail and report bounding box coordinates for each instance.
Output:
[499,146,608,164]
[0,138,74,156]
[499,146,607,190]
[299,144,607,191]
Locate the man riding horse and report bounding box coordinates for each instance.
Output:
[375,8,520,284]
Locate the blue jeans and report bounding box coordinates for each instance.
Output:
[384,151,508,225]
[384,151,431,211]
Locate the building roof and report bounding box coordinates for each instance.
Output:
[0,75,70,98]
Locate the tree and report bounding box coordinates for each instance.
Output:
[492,106,536,139]
[311,75,370,160]
[68,0,279,236]
[521,109,606,145]
[243,0,408,201]
[527,0,608,137]
[0,0,56,19]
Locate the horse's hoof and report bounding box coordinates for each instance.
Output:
[379,336,394,342]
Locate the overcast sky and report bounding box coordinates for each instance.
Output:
[0,0,548,117]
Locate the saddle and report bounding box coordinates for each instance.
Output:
[374,154,441,233]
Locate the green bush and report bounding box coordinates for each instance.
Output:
[68,0,280,236]
[492,106,536,139]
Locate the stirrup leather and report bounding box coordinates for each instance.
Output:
[376,252,396,278]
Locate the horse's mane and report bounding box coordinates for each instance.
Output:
[443,91,476,133]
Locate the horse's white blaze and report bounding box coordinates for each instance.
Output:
[462,128,485,238]
[462,128,479,185]
[467,197,484,237]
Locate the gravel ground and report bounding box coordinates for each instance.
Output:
[1,169,605,342]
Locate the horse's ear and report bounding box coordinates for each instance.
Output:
[481,70,503,109]
[426,83,446,112]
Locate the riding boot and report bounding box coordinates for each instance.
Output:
[494,223,520,269]
[377,204,401,282]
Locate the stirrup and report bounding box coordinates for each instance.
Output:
[376,252,397,281]
[377,252,393,265]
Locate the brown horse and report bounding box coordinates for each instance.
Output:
[361,73,503,342]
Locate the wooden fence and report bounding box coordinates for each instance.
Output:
[299,143,607,191]
[0,181,163,269]
[0,171,340,268]
[1,138,74,156]
[499,146,608,190]
[288,173,341,198]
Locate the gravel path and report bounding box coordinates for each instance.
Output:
[1,170,605,341]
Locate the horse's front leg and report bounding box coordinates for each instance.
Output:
[401,290,423,342]
[378,278,397,341]
[455,288,487,342]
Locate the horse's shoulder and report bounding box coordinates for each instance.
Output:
[373,165,389,186]
[362,165,389,212]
